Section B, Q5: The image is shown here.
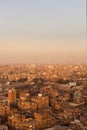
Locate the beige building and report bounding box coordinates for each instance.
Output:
[0,125,8,130]
[8,88,16,106]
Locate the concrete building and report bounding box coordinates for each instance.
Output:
[0,125,8,130]
[8,88,16,106]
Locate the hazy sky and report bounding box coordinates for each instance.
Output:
[0,0,86,64]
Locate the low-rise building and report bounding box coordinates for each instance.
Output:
[0,125,8,130]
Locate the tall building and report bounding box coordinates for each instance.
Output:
[8,88,16,107]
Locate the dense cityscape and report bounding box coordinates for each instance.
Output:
[0,0,86,130]
[0,64,87,130]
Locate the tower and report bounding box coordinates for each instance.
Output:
[8,88,16,107]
